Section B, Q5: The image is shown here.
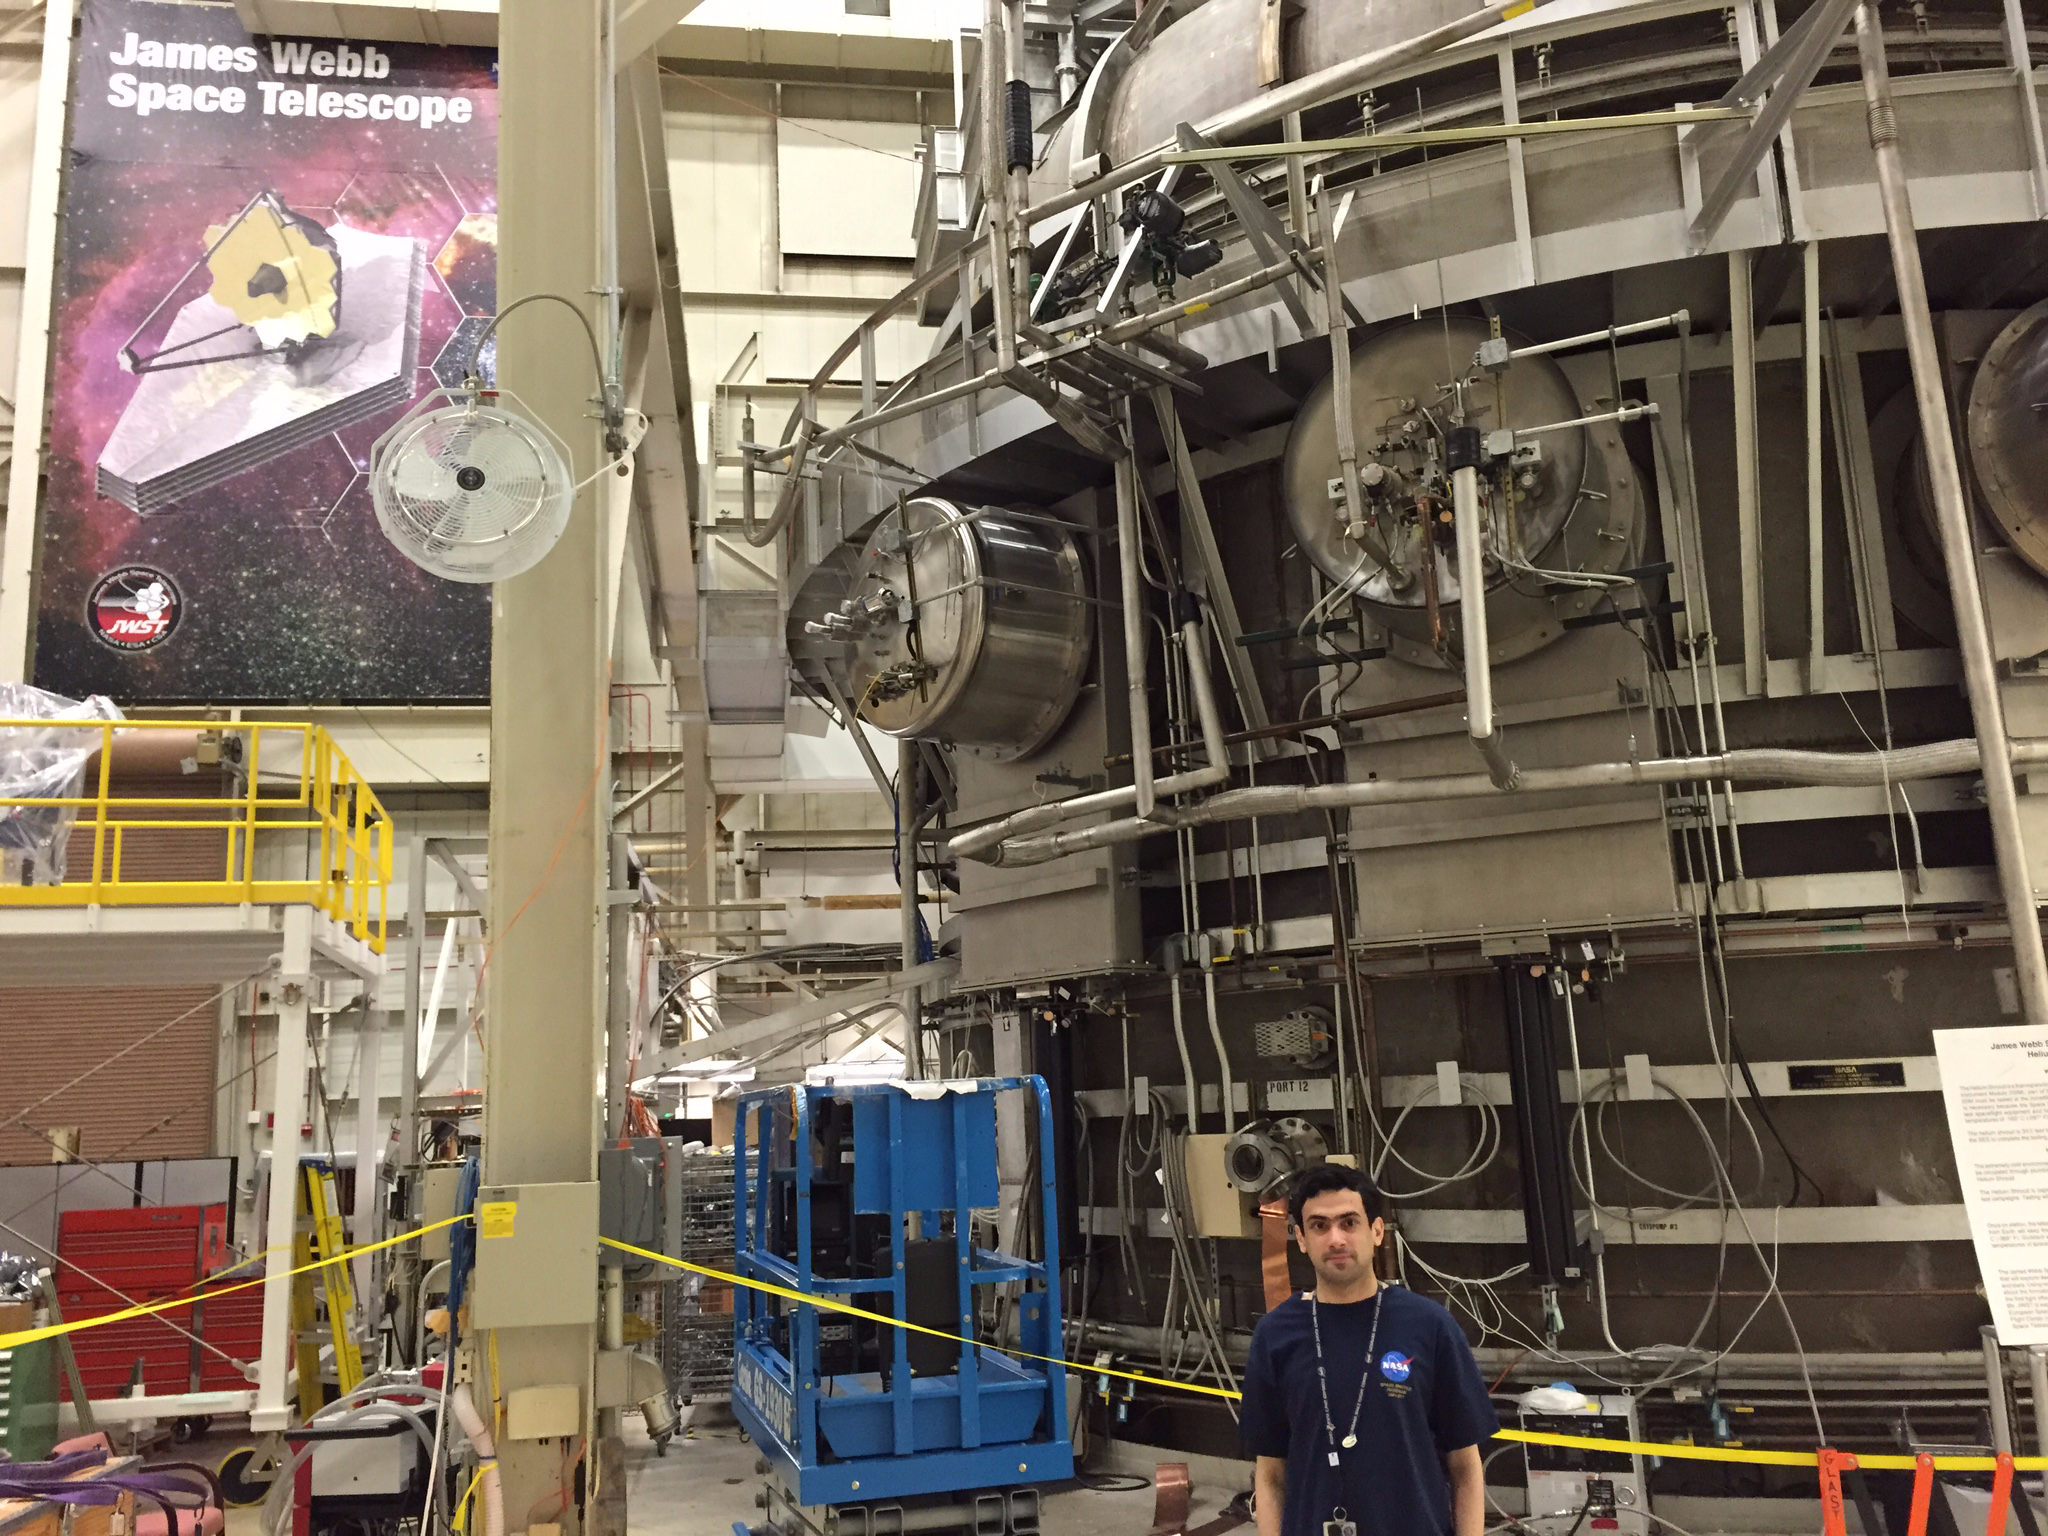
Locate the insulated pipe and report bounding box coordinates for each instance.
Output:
[742,417,814,548]
[450,1384,503,1536]
[1167,971,1199,1132]
[950,617,1230,860]
[1003,0,1032,312]
[1028,0,1543,231]
[1448,431,1519,789]
[1319,187,1366,544]
[897,737,925,1079]
[990,737,2048,866]
[1855,2,2048,1026]
[1200,945,1235,1133]
[983,0,1019,374]
[1116,455,1157,822]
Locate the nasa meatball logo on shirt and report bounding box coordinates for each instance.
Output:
[1379,1350,1415,1386]
[87,565,182,650]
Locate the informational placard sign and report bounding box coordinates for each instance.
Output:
[31,0,496,701]
[1932,1023,2048,1344]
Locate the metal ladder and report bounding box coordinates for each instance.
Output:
[292,1161,363,1416]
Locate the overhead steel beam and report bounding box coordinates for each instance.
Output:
[1173,122,1316,334]
[1689,0,1861,248]
[1157,107,1746,165]
[646,957,961,1071]
[613,0,707,63]
[425,839,488,916]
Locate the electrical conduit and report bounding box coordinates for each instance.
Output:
[450,1383,503,1536]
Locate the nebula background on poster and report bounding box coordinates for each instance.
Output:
[33,0,498,702]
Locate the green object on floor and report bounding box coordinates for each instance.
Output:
[0,1334,60,1462]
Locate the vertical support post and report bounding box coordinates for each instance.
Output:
[1856,2,2048,1025]
[1822,317,1899,651]
[488,0,607,1524]
[350,1007,385,1307]
[399,835,426,1174]
[898,739,925,1078]
[981,0,1017,372]
[792,1091,816,1469]
[0,0,78,681]
[605,832,632,1139]
[1805,239,1826,691]
[1032,1077,1068,1436]
[253,905,313,1432]
[1987,1325,2016,1454]
[886,1091,913,1455]
[1281,111,1309,237]
[1003,0,1032,315]
[1498,48,1537,289]
[952,1092,981,1449]
[1730,250,1766,697]
[598,1262,624,1437]
[2002,0,2048,218]
[2030,1346,2048,1463]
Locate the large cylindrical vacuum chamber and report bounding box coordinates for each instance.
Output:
[1968,298,2048,581]
[1280,318,1644,668]
[1098,0,1472,164]
[831,497,1093,760]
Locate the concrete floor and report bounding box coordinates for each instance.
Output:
[191,1409,1196,1536]
[622,1408,1207,1536]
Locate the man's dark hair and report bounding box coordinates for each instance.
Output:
[1288,1162,1387,1229]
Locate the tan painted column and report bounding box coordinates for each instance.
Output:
[482,0,608,1528]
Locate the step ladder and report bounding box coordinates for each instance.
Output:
[292,1161,364,1417]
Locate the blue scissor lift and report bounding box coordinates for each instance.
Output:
[729,1078,1073,1536]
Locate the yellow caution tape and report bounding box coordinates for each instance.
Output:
[597,1236,1242,1400]
[19,1211,2035,1476]
[1497,1428,2043,1472]
[597,1238,2048,1472]
[0,1213,471,1352]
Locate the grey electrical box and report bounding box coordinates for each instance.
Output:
[599,1141,664,1275]
[471,1181,599,1329]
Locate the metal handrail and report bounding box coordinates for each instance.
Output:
[0,719,393,952]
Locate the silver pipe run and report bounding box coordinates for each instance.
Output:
[971,738,2048,867]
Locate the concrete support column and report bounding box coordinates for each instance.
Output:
[484,0,608,1527]
[253,905,313,1432]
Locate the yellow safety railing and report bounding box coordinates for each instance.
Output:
[0,720,392,953]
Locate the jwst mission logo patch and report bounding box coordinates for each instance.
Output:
[87,565,182,650]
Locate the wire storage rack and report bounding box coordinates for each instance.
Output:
[664,1151,736,1404]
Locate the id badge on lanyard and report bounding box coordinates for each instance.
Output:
[1323,1509,1357,1536]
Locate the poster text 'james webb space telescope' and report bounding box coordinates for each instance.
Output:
[32,0,498,702]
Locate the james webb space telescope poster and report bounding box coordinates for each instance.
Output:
[32,0,498,701]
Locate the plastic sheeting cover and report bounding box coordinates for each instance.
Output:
[0,682,124,886]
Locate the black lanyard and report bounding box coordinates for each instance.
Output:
[1309,1289,1383,1468]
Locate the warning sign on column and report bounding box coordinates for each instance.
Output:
[1933,1024,2048,1345]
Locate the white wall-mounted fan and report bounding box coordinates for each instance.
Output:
[369,385,575,584]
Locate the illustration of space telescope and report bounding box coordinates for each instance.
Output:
[97,191,424,515]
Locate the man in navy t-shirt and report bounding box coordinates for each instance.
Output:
[1240,1165,1498,1536]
